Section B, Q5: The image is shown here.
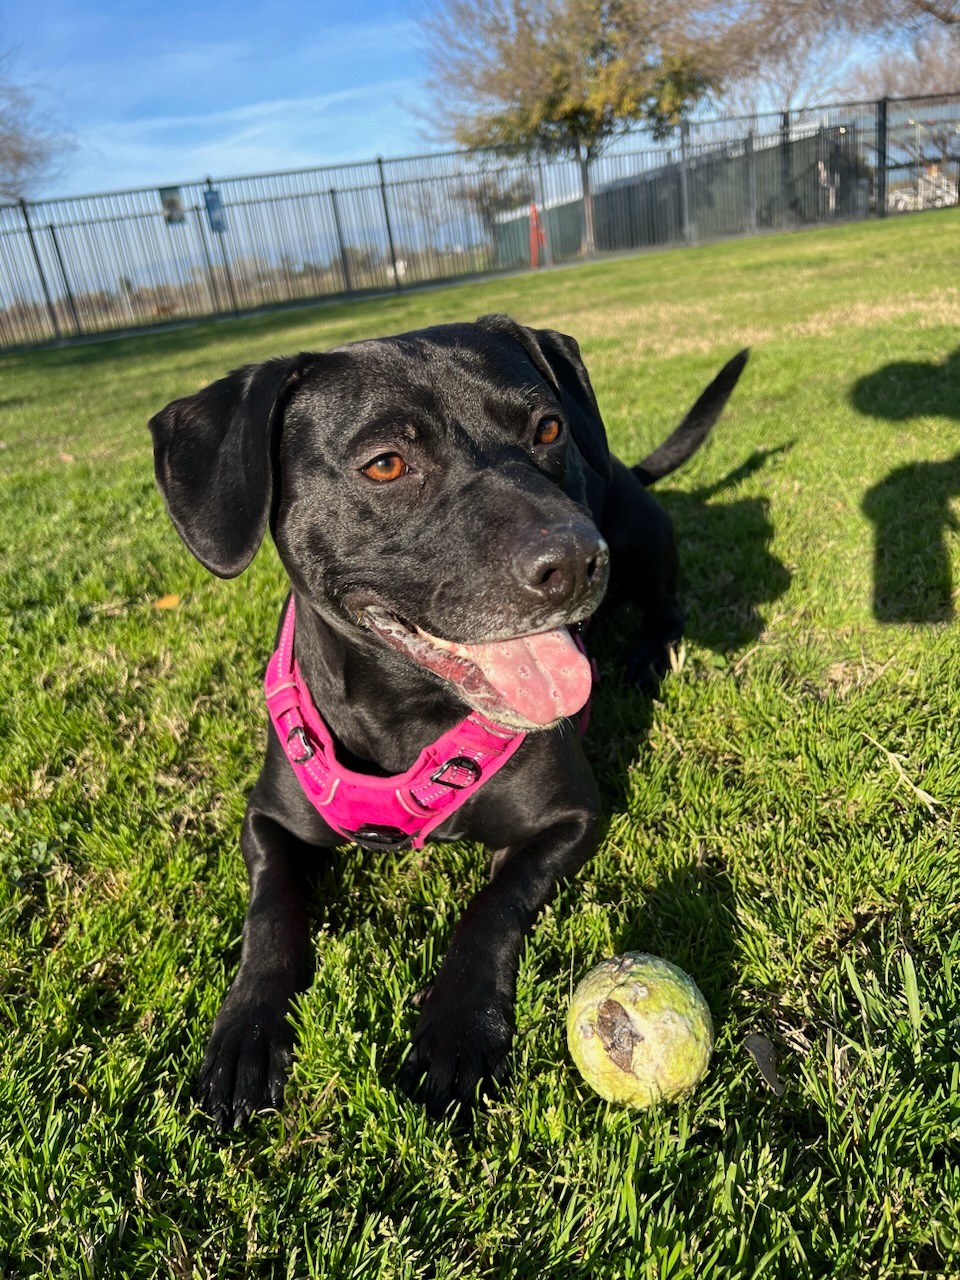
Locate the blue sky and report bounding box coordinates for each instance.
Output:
[5,0,435,196]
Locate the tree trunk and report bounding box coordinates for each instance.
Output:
[578,149,596,255]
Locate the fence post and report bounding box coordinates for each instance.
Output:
[376,157,401,290]
[19,200,61,341]
[780,111,792,225]
[221,246,240,315]
[193,205,221,312]
[329,188,353,293]
[206,177,239,315]
[47,223,81,335]
[876,97,889,216]
[680,121,693,244]
[745,130,757,233]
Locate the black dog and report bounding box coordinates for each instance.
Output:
[149,315,747,1127]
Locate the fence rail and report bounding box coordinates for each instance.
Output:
[1,92,958,350]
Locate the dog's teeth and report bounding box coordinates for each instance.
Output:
[417,626,452,650]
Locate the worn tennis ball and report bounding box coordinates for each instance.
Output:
[566,952,714,1106]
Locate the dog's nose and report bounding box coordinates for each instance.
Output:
[515,529,609,609]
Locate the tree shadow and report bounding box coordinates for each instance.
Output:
[853,351,960,623]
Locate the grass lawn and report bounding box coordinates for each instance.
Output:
[1,211,960,1279]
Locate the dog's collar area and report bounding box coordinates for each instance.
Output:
[265,598,534,851]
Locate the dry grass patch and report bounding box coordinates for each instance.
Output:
[793,290,960,337]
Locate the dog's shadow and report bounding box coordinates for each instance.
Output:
[853,352,960,623]
[587,445,792,815]
[664,446,794,655]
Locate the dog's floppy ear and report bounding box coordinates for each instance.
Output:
[149,355,313,578]
[477,314,612,483]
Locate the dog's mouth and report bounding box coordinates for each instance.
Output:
[359,606,593,730]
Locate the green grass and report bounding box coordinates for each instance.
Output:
[2,211,960,1279]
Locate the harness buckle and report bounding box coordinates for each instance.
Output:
[286,725,314,764]
[431,755,482,790]
[351,824,412,851]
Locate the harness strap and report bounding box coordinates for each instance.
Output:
[264,599,529,850]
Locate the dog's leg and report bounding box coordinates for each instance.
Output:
[197,806,318,1129]
[398,810,599,1119]
[601,457,685,693]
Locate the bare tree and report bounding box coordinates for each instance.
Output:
[853,27,960,202]
[704,0,960,124]
[845,0,960,31]
[725,0,960,66]
[851,26,960,97]
[396,179,448,254]
[0,51,61,200]
[459,172,534,239]
[421,0,725,254]
[710,22,860,116]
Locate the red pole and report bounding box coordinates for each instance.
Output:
[529,202,545,269]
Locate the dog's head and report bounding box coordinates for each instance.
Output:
[149,315,611,729]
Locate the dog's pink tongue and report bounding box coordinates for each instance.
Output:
[453,627,592,726]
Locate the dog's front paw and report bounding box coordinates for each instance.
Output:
[398,984,514,1120]
[197,988,295,1130]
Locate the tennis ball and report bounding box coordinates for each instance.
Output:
[566,952,714,1107]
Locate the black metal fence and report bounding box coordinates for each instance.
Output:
[1,92,958,349]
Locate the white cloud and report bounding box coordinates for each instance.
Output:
[56,77,434,194]
[105,83,409,138]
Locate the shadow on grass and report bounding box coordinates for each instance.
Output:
[571,447,790,1037]
[614,855,738,1035]
[560,444,792,850]
[593,445,793,653]
[658,445,793,655]
[853,350,960,623]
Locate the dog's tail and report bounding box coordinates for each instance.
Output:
[633,349,749,487]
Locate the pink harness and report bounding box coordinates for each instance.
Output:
[265,599,532,850]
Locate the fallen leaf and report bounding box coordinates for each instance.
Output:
[154,594,181,610]
[744,1033,786,1095]
[58,452,75,463]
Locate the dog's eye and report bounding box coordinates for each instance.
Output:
[361,453,408,482]
[534,416,562,446]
